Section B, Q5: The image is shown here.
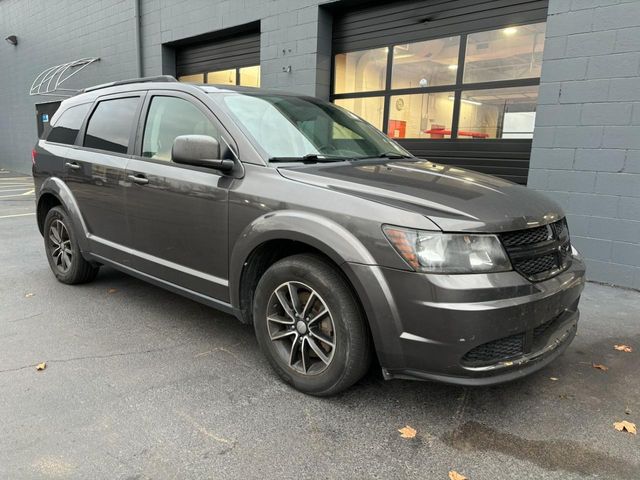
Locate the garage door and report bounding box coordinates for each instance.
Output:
[175,30,261,87]
[330,0,549,184]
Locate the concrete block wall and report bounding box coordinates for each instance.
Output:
[0,0,140,174]
[529,0,640,289]
[139,0,332,97]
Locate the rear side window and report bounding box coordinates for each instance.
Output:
[47,103,91,145]
[84,97,139,154]
[142,96,218,161]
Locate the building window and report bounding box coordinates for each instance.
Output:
[331,22,545,140]
[179,65,261,87]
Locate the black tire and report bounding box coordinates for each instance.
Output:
[253,254,372,396]
[43,206,99,284]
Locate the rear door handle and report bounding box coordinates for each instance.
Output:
[127,174,149,185]
[65,162,80,170]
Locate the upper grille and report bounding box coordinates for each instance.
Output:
[501,224,551,247]
[500,218,571,282]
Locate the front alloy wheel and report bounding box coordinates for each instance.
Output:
[253,254,372,396]
[267,281,336,375]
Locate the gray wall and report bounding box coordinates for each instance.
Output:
[0,0,332,175]
[2,0,639,288]
[528,0,640,289]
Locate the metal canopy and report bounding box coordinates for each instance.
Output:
[30,57,100,97]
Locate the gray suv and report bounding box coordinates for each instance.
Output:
[33,76,586,395]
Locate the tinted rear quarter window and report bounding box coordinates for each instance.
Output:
[84,97,139,154]
[46,103,91,145]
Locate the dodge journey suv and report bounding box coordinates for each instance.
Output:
[33,76,586,395]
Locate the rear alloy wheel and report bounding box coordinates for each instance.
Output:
[43,206,99,284]
[253,254,372,396]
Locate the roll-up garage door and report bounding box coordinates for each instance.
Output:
[330,0,549,184]
[176,31,260,78]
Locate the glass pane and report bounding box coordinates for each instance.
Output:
[178,73,204,83]
[334,48,388,94]
[207,69,237,85]
[391,36,460,89]
[239,65,260,87]
[387,93,455,139]
[47,103,91,145]
[84,97,139,154]
[221,93,408,159]
[457,86,539,139]
[463,22,546,84]
[333,97,384,131]
[142,96,218,161]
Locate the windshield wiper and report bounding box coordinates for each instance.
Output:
[269,154,352,163]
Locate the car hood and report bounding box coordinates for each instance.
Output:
[277,159,564,233]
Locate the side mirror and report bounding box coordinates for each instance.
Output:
[171,135,234,172]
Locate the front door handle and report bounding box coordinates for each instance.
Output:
[65,162,80,170]
[127,174,149,185]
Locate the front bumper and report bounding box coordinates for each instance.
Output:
[345,256,586,386]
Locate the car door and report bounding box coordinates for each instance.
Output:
[124,91,234,301]
[64,92,144,265]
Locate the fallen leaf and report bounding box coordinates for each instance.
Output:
[25,292,35,298]
[398,425,417,439]
[36,362,46,371]
[613,421,637,435]
[592,363,609,371]
[614,344,633,353]
[550,377,559,381]
[625,407,632,415]
[449,471,468,480]
[107,288,117,294]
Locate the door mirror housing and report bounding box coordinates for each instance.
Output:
[171,135,234,172]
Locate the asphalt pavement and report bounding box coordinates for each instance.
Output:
[1,170,639,479]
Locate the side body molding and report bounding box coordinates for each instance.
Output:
[229,210,376,308]
[38,177,90,252]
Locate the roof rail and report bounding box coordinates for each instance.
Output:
[80,75,178,93]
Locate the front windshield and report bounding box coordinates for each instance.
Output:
[217,93,411,160]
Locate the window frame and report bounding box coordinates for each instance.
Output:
[330,20,544,140]
[131,90,238,169]
[78,92,145,157]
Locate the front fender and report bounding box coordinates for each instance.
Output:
[229,210,376,307]
[38,177,90,252]
[229,210,406,367]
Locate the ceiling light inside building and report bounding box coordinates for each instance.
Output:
[503,27,518,35]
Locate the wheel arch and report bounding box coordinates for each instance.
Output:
[229,210,376,325]
[37,177,89,251]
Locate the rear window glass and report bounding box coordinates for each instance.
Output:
[84,97,139,154]
[47,103,91,145]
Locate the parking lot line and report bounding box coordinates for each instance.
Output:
[0,212,36,219]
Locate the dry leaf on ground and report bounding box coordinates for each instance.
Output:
[25,292,35,298]
[592,363,609,371]
[614,344,633,353]
[36,362,46,371]
[398,425,417,439]
[107,288,117,294]
[550,377,559,381]
[449,471,468,480]
[614,421,637,435]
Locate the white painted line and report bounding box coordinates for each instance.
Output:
[21,189,35,196]
[0,212,36,219]
[0,192,35,198]
[0,188,31,193]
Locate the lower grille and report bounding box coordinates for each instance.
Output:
[462,333,524,365]
[462,312,568,367]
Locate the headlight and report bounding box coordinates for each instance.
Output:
[383,226,512,273]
